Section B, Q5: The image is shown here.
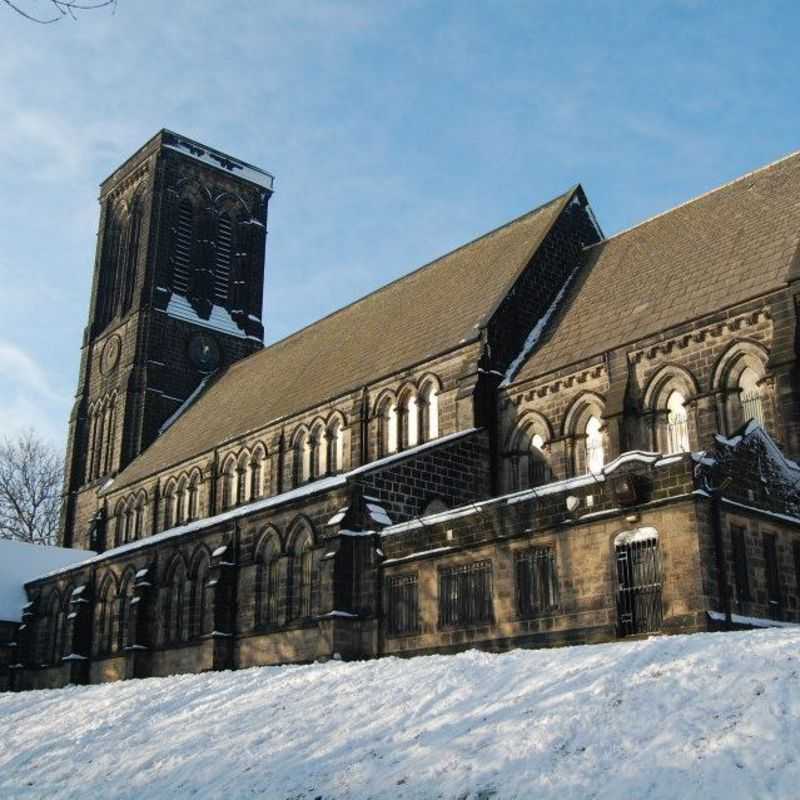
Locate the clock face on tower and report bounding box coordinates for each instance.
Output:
[188,332,221,372]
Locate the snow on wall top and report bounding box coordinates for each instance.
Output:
[163,294,255,340]
[0,540,96,623]
[162,132,274,191]
[32,429,483,584]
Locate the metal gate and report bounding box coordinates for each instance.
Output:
[616,535,663,636]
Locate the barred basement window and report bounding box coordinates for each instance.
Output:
[387,574,419,635]
[516,547,559,617]
[438,561,493,628]
[731,525,751,603]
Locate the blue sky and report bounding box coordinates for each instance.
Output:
[1,0,798,447]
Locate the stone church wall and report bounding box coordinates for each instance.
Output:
[500,288,791,494]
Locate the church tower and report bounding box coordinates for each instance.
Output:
[60,130,273,548]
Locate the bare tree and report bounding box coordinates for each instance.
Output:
[2,0,116,24]
[0,429,63,546]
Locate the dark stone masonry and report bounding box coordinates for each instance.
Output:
[2,131,800,691]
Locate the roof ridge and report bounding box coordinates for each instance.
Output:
[587,148,800,249]
[230,188,575,370]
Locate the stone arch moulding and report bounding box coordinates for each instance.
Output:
[505,410,555,452]
[255,524,284,558]
[711,339,770,391]
[286,514,317,550]
[642,363,701,410]
[561,391,606,438]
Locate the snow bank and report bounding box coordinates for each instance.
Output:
[2,629,799,799]
[0,540,94,623]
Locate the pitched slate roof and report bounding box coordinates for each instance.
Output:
[113,188,576,489]
[513,150,800,385]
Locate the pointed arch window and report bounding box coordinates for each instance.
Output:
[418,381,439,442]
[164,481,177,529]
[292,434,305,487]
[117,573,136,652]
[187,473,199,521]
[45,593,64,666]
[528,433,550,487]
[251,448,266,498]
[172,199,194,295]
[222,459,236,509]
[326,420,343,474]
[120,199,142,314]
[298,536,314,619]
[237,453,249,504]
[665,391,690,454]
[585,416,604,474]
[256,534,281,627]
[397,391,418,451]
[189,555,209,639]
[115,501,127,547]
[377,398,396,458]
[165,561,186,644]
[132,495,145,541]
[309,427,323,480]
[96,579,115,657]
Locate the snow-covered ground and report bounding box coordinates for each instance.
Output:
[1,629,799,799]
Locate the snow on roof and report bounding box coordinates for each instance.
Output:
[500,265,582,387]
[163,294,257,340]
[0,540,96,622]
[380,448,685,538]
[158,374,214,436]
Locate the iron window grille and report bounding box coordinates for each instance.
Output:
[516,547,559,617]
[616,537,663,636]
[740,390,764,426]
[666,415,689,454]
[438,561,494,628]
[387,574,419,635]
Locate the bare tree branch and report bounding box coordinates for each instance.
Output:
[2,0,116,24]
[0,429,63,546]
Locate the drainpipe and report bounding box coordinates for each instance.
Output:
[709,487,732,628]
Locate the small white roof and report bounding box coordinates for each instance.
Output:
[0,539,95,623]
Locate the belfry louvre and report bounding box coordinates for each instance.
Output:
[3,132,800,691]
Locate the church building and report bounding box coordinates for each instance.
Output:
[3,130,800,691]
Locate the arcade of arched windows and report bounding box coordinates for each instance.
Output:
[30,513,323,667]
[503,341,776,489]
[163,467,204,529]
[289,413,348,487]
[87,568,138,659]
[86,392,118,483]
[35,587,72,667]
[220,443,268,511]
[113,490,149,547]
[160,548,212,647]
[505,413,553,492]
[252,517,319,626]
[372,376,441,462]
[95,191,144,331]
